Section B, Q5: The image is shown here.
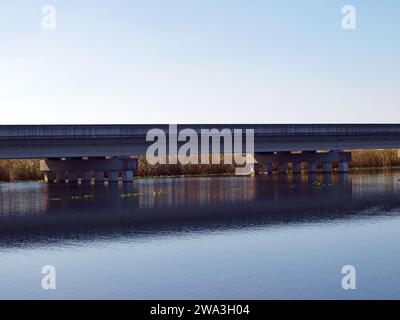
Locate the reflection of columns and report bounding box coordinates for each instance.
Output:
[122,170,133,183]
[82,171,92,183]
[339,173,349,184]
[323,174,333,185]
[95,171,105,183]
[68,171,78,183]
[108,171,119,183]
[322,162,332,173]
[44,171,55,183]
[308,162,318,173]
[292,163,302,173]
[338,162,349,173]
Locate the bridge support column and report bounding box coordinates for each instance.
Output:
[68,171,79,183]
[277,163,287,174]
[253,151,352,176]
[44,171,55,183]
[82,171,93,183]
[108,171,119,183]
[122,170,134,182]
[308,163,318,173]
[56,171,66,183]
[338,162,349,173]
[95,171,105,183]
[292,163,302,173]
[264,163,273,174]
[40,157,137,185]
[255,162,272,174]
[322,162,332,173]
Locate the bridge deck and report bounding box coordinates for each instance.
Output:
[0,124,399,159]
[0,124,400,140]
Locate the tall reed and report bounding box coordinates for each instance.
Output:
[350,149,400,168]
[0,159,42,182]
[136,155,236,177]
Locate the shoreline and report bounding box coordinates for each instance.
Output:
[1,150,400,182]
[2,166,400,183]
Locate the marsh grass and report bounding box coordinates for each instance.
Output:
[0,150,399,182]
[135,155,236,177]
[350,149,400,168]
[0,159,42,182]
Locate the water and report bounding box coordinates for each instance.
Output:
[1,171,400,299]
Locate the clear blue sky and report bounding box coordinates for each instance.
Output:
[0,0,399,124]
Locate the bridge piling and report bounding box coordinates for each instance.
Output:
[255,151,351,175]
[108,171,119,183]
[82,171,93,184]
[56,171,66,183]
[95,171,105,183]
[277,163,288,174]
[68,171,79,183]
[44,171,55,183]
[322,162,332,173]
[292,163,302,174]
[40,157,137,184]
[338,162,349,173]
[307,163,318,173]
[122,170,134,182]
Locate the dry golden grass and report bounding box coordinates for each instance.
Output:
[0,159,42,182]
[350,149,400,168]
[135,155,236,177]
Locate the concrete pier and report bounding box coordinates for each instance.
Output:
[255,151,351,175]
[122,170,134,182]
[308,163,318,173]
[56,171,66,183]
[82,171,93,183]
[265,163,273,174]
[292,163,302,173]
[322,162,332,173]
[95,171,105,183]
[277,163,287,174]
[41,157,137,184]
[108,171,119,183]
[44,171,55,183]
[68,171,79,183]
[338,162,349,173]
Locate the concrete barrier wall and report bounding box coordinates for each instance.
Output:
[0,124,399,159]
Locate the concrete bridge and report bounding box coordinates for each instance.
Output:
[0,124,399,183]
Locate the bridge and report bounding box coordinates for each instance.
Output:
[0,124,399,183]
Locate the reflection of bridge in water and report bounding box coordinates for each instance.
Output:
[1,172,400,246]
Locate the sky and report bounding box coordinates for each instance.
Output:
[0,0,399,124]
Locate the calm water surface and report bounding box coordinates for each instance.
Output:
[1,171,400,299]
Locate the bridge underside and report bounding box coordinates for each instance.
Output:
[39,151,352,184]
[0,134,399,159]
[40,157,138,184]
